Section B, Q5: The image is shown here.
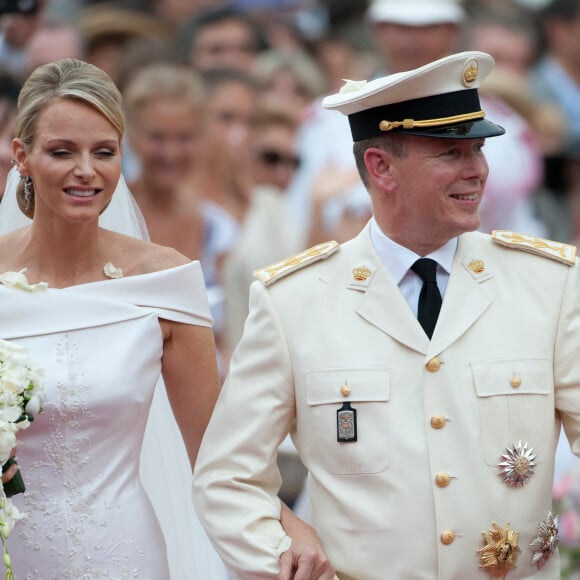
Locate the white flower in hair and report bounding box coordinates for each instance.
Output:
[339,79,368,94]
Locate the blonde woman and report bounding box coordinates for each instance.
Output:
[0,59,220,578]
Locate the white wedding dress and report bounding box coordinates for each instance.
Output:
[0,263,228,579]
[0,168,229,579]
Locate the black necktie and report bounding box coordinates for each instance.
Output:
[411,258,442,339]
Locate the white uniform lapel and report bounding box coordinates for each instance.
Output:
[429,232,493,356]
[346,226,430,354]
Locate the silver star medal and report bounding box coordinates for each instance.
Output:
[498,441,536,488]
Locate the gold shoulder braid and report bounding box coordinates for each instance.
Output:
[492,230,576,266]
[254,241,339,286]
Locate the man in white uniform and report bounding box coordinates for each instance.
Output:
[193,51,580,579]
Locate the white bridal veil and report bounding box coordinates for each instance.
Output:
[0,167,227,580]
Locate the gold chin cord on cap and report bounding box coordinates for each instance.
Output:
[379,110,485,132]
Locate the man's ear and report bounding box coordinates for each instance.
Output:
[364,147,396,193]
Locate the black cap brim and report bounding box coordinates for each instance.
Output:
[397,118,505,139]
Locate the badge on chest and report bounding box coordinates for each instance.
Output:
[337,401,357,442]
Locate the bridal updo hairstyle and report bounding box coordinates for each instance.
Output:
[15,59,125,218]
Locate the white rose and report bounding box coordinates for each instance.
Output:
[25,395,42,419]
[0,406,21,424]
[0,432,16,466]
[0,496,25,539]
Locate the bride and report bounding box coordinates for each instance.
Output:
[0,58,228,579]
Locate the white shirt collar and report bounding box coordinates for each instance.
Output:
[370,217,457,283]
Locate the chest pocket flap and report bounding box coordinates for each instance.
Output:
[306,368,390,405]
[471,358,552,466]
[471,358,551,397]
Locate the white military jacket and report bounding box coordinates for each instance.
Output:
[193,224,580,580]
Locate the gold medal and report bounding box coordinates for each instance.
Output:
[477,522,520,578]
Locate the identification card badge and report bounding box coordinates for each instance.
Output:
[337,402,357,442]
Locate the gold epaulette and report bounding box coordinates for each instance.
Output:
[492,230,576,266]
[254,241,340,286]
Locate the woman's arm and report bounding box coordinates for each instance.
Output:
[160,320,221,468]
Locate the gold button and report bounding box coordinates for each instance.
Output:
[431,415,446,429]
[340,384,351,397]
[510,374,521,389]
[435,473,451,488]
[440,530,455,545]
[426,357,441,372]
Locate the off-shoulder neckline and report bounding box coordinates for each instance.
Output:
[0,261,199,291]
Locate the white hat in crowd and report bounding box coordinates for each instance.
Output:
[322,51,505,142]
[367,0,465,26]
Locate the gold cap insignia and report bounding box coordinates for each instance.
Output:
[478,522,521,577]
[462,58,479,87]
[353,266,372,282]
[468,259,485,274]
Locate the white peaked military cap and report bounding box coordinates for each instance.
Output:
[321,51,505,142]
[368,0,465,26]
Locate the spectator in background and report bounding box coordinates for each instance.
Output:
[567,141,580,247]
[192,67,258,234]
[368,0,464,75]
[250,108,303,193]
[123,63,206,263]
[252,48,327,122]
[0,68,19,197]
[223,107,304,355]
[23,21,84,79]
[116,37,181,94]
[78,3,172,85]
[0,0,46,76]
[529,0,580,243]
[149,0,227,27]
[467,6,566,158]
[312,29,377,93]
[530,0,580,152]
[187,68,259,365]
[177,5,267,74]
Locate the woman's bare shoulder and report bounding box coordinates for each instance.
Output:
[0,228,30,270]
[105,230,191,276]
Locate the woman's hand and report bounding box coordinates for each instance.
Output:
[278,503,336,580]
[1,450,19,485]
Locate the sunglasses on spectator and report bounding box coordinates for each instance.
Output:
[256,149,301,170]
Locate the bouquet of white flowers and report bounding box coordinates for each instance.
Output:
[0,338,45,579]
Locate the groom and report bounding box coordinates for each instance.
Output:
[193,50,579,579]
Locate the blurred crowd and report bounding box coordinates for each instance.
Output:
[1,0,580,572]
